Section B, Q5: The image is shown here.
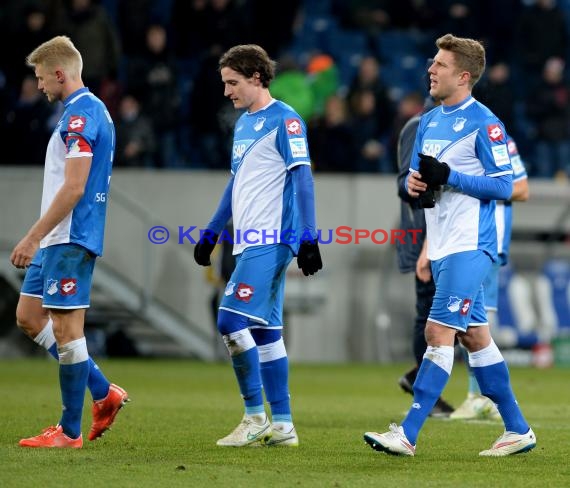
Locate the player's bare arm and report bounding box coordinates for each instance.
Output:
[10,156,92,268]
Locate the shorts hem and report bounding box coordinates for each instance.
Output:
[219,307,268,325]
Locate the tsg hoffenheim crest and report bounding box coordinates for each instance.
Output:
[453,117,466,132]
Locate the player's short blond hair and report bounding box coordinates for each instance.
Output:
[436,34,485,88]
[26,36,83,79]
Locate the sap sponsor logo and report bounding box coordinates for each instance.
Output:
[421,140,451,158]
[491,144,510,166]
[232,139,253,160]
[289,138,307,158]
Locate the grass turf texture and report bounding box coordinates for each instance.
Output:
[1,359,569,488]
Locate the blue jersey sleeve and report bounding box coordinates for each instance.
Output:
[206,176,234,233]
[291,164,317,240]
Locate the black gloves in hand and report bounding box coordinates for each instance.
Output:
[418,187,436,209]
[194,230,219,266]
[297,239,323,276]
[418,153,450,186]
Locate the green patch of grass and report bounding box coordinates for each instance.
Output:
[1,359,569,487]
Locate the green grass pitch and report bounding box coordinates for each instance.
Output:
[1,359,569,487]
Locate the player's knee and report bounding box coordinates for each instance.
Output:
[222,328,256,357]
[15,305,41,337]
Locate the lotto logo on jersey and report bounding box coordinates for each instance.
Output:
[286,118,302,135]
[460,298,472,316]
[60,278,77,295]
[235,283,254,303]
[487,124,504,142]
[68,115,86,132]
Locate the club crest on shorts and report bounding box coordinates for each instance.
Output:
[447,296,462,313]
[224,281,236,296]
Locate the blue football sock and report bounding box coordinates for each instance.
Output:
[472,362,529,433]
[469,341,529,434]
[35,321,111,401]
[222,329,264,413]
[88,358,111,401]
[260,355,291,422]
[402,345,454,445]
[58,338,89,439]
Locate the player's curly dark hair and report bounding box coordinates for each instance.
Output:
[218,44,276,87]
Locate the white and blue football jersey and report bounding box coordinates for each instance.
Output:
[411,96,513,261]
[230,99,311,255]
[495,137,528,265]
[40,87,114,256]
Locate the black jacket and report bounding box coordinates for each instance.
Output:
[395,114,426,273]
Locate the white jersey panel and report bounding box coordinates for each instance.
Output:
[412,97,512,261]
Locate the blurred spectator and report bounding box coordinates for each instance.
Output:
[127,23,180,168]
[516,0,568,91]
[388,91,425,169]
[309,94,357,172]
[270,54,315,122]
[114,93,156,168]
[171,0,212,60]
[473,62,516,135]
[247,0,301,58]
[348,89,387,172]
[307,54,340,117]
[347,55,394,138]
[430,1,482,40]
[526,57,570,179]
[172,0,249,61]
[2,3,53,96]
[54,0,121,97]
[188,53,235,169]
[5,74,54,165]
[116,0,154,57]
[478,0,521,64]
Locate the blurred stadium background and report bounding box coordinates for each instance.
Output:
[1,0,570,366]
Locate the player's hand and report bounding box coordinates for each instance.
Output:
[407,172,428,198]
[297,239,323,276]
[10,235,39,269]
[418,153,450,186]
[194,230,219,266]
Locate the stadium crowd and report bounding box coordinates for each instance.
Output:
[2,0,570,178]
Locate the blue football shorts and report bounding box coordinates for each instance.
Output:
[21,244,96,309]
[219,243,293,327]
[482,260,501,312]
[429,250,493,332]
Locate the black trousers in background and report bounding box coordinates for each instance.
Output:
[413,275,436,366]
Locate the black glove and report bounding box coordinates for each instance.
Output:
[297,239,323,276]
[194,229,219,266]
[418,153,450,186]
[418,186,436,209]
